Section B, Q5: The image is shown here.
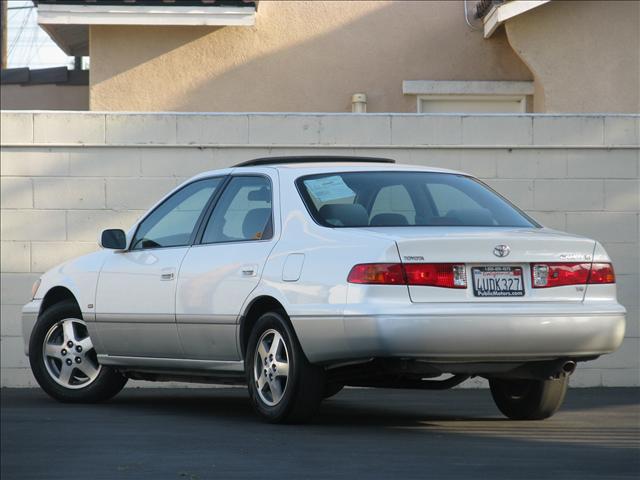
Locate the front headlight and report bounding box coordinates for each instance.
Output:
[31,278,42,300]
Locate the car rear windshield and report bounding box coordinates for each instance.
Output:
[297,171,538,228]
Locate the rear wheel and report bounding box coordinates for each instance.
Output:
[29,300,127,403]
[246,310,325,423]
[489,376,569,420]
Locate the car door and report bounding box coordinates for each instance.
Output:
[95,177,224,358]
[176,174,278,360]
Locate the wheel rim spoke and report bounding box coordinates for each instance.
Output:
[58,364,73,385]
[44,343,62,359]
[274,360,289,377]
[257,341,269,363]
[77,337,93,351]
[77,361,100,381]
[268,335,282,357]
[257,370,268,391]
[62,320,77,343]
[269,378,283,403]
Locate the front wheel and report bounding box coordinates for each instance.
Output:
[245,311,325,423]
[489,376,569,420]
[29,300,127,403]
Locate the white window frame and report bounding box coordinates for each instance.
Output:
[416,94,528,113]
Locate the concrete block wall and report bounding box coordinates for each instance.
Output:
[1,112,638,388]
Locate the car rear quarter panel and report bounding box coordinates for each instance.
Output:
[254,170,401,315]
[245,168,402,359]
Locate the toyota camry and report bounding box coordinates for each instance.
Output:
[22,157,626,423]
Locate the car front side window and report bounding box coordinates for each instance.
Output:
[130,178,222,250]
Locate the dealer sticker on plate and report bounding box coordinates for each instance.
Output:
[472,266,525,297]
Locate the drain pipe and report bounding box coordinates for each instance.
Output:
[351,93,367,113]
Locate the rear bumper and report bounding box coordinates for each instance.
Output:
[291,302,626,364]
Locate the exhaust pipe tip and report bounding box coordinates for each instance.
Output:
[562,361,577,375]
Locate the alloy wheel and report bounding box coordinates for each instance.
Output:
[42,318,101,389]
[253,329,290,406]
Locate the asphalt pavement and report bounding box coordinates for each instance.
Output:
[1,386,639,480]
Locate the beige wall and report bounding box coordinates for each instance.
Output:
[1,111,638,388]
[89,1,532,112]
[505,1,640,113]
[1,84,89,111]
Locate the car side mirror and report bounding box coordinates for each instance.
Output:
[100,229,127,250]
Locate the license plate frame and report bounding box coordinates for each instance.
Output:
[472,266,525,297]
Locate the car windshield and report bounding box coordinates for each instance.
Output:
[297,171,537,228]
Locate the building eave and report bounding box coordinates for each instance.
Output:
[483,0,551,38]
[37,2,257,56]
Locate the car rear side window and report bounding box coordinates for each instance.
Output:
[201,176,273,244]
[297,171,537,228]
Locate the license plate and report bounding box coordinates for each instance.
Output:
[472,266,524,297]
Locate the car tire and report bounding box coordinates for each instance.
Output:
[246,310,325,423]
[323,382,344,399]
[29,300,127,403]
[489,376,569,420]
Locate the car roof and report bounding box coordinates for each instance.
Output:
[190,158,464,181]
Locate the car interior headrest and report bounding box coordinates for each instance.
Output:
[248,187,271,202]
[445,208,494,226]
[318,204,369,227]
[242,208,271,239]
[370,213,409,226]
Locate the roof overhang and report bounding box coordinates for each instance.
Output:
[37,2,257,56]
[483,0,550,38]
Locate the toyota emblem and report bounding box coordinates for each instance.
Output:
[493,245,510,257]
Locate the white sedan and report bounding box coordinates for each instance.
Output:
[22,158,625,423]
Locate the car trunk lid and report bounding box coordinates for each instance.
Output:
[359,227,596,303]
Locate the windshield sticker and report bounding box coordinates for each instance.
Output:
[304,176,356,202]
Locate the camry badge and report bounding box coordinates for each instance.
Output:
[493,245,510,257]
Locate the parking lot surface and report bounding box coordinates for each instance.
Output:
[2,386,638,479]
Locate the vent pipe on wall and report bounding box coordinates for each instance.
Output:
[351,93,367,113]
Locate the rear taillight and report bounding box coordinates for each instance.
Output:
[587,263,616,284]
[403,263,467,289]
[531,263,590,288]
[531,262,615,288]
[347,263,405,285]
[347,263,467,288]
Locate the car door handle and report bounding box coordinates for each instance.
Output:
[241,265,258,277]
[160,268,175,281]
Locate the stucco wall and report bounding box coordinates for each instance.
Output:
[0,84,89,111]
[1,111,638,388]
[505,0,640,113]
[89,1,532,112]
